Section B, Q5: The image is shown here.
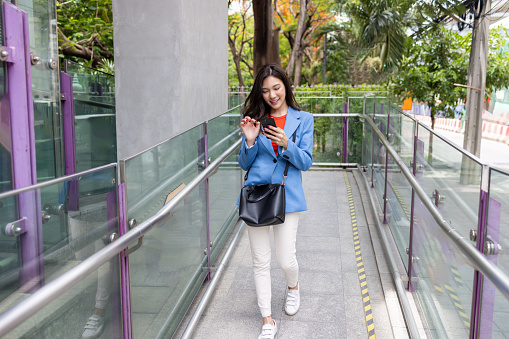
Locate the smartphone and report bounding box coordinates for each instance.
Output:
[260,117,277,130]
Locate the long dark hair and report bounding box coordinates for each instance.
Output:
[242,64,301,120]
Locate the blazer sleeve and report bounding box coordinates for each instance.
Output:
[281,112,314,171]
[238,134,259,171]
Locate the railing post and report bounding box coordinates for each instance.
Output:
[203,122,212,279]
[362,95,366,168]
[407,122,419,291]
[371,96,376,186]
[117,160,132,339]
[470,165,491,339]
[60,71,79,211]
[343,103,348,164]
[4,2,44,291]
[382,103,389,224]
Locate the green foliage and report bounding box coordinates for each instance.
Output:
[57,0,114,65]
[391,25,509,119]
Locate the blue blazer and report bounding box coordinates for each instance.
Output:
[237,107,314,213]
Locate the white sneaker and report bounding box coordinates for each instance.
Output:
[285,286,300,316]
[82,315,105,339]
[258,320,277,339]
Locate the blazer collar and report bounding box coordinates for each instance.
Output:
[259,107,302,158]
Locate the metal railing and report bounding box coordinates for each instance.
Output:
[0,139,241,337]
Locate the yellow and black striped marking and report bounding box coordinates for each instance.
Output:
[450,265,463,288]
[444,283,470,328]
[138,196,167,222]
[344,172,375,339]
[391,186,411,220]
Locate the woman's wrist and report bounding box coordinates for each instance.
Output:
[246,139,256,148]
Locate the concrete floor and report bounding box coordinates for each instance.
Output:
[175,169,420,338]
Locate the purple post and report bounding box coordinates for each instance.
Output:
[409,139,424,291]
[343,103,348,163]
[204,124,211,279]
[477,196,501,339]
[118,183,132,339]
[4,2,44,290]
[107,190,122,337]
[61,71,79,210]
[407,132,418,291]
[382,103,389,224]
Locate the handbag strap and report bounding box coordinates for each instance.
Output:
[244,131,296,184]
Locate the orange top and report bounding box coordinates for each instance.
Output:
[269,114,286,155]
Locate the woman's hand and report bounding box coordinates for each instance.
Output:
[240,117,261,147]
[263,126,289,150]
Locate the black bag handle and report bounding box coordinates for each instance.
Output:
[244,131,296,184]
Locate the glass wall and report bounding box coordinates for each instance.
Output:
[66,61,117,172]
[0,165,120,337]
[125,125,208,338]
[481,168,509,338]
[207,110,241,263]
[18,0,63,182]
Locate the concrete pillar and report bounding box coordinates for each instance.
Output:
[112,0,228,160]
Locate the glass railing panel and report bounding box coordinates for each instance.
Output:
[371,129,386,207]
[0,166,121,337]
[348,97,365,114]
[66,62,116,172]
[411,194,473,338]
[298,97,344,114]
[362,120,374,173]
[365,97,376,116]
[208,110,241,160]
[207,111,242,263]
[208,156,241,264]
[127,183,207,338]
[480,168,509,338]
[313,116,343,163]
[2,263,122,339]
[124,125,208,337]
[18,0,63,182]
[416,124,482,238]
[125,125,203,224]
[383,110,416,271]
[347,116,363,164]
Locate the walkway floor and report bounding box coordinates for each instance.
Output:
[175,169,420,338]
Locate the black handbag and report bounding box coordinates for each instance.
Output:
[239,133,295,227]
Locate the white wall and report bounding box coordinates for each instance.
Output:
[112,0,228,160]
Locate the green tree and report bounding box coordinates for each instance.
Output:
[57,0,114,67]
[347,0,413,70]
[229,2,255,87]
[392,25,509,125]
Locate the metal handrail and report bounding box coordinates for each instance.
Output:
[127,128,241,214]
[395,107,485,166]
[365,115,509,300]
[0,139,242,337]
[123,105,242,161]
[0,163,117,200]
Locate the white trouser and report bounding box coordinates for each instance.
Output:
[247,212,300,317]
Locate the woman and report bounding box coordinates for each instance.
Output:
[238,64,313,339]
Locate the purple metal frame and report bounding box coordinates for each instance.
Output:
[118,183,132,339]
[60,71,79,210]
[343,103,348,163]
[107,190,122,337]
[407,128,418,292]
[205,128,211,278]
[382,104,389,224]
[478,196,501,339]
[4,2,44,290]
[470,189,489,338]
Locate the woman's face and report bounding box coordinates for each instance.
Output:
[262,76,287,114]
